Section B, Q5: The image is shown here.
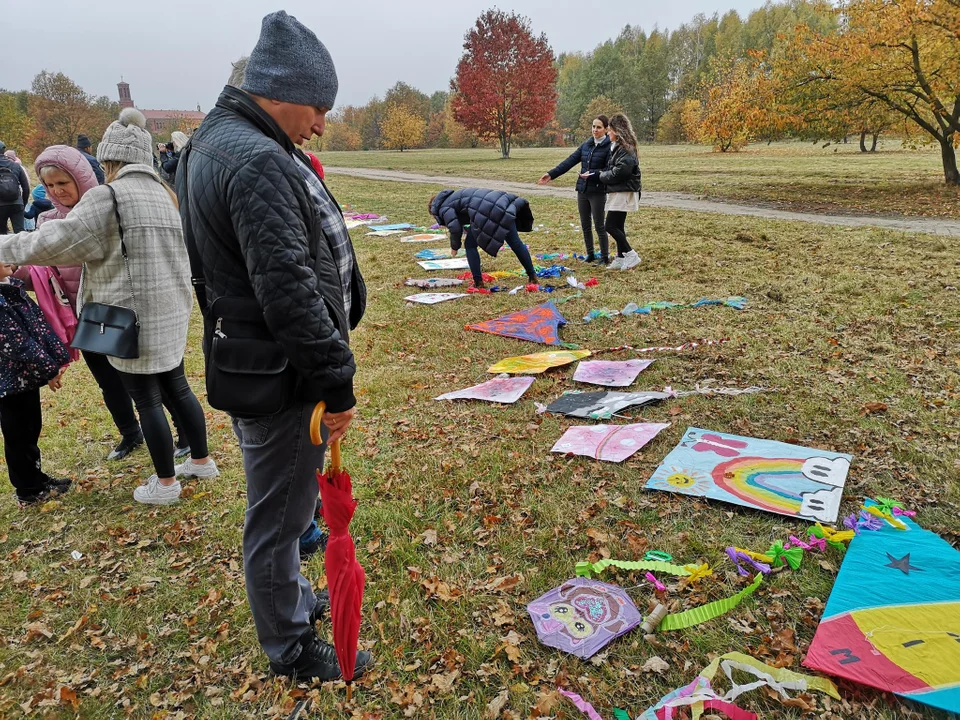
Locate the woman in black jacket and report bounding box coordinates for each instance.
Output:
[538,115,612,265]
[599,113,642,271]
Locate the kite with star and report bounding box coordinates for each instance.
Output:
[804,500,960,713]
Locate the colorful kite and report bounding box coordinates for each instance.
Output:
[546,391,671,419]
[403,292,468,305]
[804,502,960,713]
[367,223,415,231]
[527,577,643,659]
[645,428,852,523]
[434,376,534,404]
[415,248,458,260]
[552,423,670,463]
[418,259,470,271]
[401,234,447,243]
[573,359,653,387]
[488,350,591,375]
[404,278,464,289]
[466,301,570,345]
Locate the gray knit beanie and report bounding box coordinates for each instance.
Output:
[241,11,338,110]
[97,108,153,166]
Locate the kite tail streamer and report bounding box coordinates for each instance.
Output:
[658,574,763,631]
[575,559,692,579]
[559,690,605,720]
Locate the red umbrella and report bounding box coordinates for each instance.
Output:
[310,402,365,696]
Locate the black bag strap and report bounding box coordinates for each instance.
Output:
[178,143,209,312]
[105,184,140,325]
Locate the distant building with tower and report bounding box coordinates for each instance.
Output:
[117,80,206,134]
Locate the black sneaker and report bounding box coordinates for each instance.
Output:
[108,432,144,461]
[17,488,52,508]
[309,590,330,625]
[46,477,72,495]
[583,254,596,264]
[173,440,191,460]
[269,628,372,682]
[299,530,328,561]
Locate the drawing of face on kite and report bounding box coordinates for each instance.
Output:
[527,578,643,658]
[647,428,852,523]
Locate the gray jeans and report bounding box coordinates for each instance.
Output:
[233,402,326,664]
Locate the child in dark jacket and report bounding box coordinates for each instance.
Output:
[0,262,72,507]
[429,188,538,289]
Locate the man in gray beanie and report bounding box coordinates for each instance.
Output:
[175,11,369,682]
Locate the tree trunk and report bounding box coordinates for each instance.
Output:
[499,130,510,159]
[859,130,867,152]
[870,133,879,152]
[941,136,960,185]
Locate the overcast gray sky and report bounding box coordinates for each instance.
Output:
[2,1,767,112]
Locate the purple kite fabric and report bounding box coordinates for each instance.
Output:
[465,301,568,345]
[574,359,654,387]
[528,577,643,658]
[551,422,671,462]
[434,376,535,404]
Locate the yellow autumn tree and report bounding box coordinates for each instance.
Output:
[685,56,768,152]
[380,103,426,152]
[777,0,960,183]
[0,93,33,154]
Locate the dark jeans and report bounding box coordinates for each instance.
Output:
[84,350,186,443]
[465,227,537,283]
[233,403,325,663]
[605,211,632,257]
[0,388,48,497]
[117,362,209,478]
[0,204,25,234]
[577,192,608,260]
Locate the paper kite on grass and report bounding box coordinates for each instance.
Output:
[404,278,464,289]
[552,423,670,462]
[418,259,470,271]
[547,391,671,420]
[466,301,569,345]
[804,501,960,713]
[573,359,653,387]
[488,350,591,375]
[401,234,447,243]
[645,427,851,523]
[435,376,534,404]
[528,577,643,659]
[403,293,468,305]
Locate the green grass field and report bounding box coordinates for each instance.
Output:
[319,141,960,219]
[0,175,957,718]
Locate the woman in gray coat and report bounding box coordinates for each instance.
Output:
[0,109,217,505]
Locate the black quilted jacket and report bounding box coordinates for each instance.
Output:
[176,86,365,412]
[599,144,642,195]
[430,188,534,256]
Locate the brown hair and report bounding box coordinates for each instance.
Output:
[608,113,638,155]
[103,160,179,210]
[427,194,438,219]
[595,115,609,128]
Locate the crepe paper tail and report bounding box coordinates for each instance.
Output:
[733,547,773,564]
[863,504,907,530]
[555,291,583,305]
[766,541,804,570]
[658,573,763,632]
[698,651,841,702]
[807,523,854,548]
[585,277,599,287]
[784,535,812,551]
[644,550,673,562]
[726,548,771,576]
[640,604,669,634]
[682,563,713,583]
[576,559,691,579]
[872,495,908,515]
[804,534,827,552]
[612,709,631,720]
[559,689,605,720]
[645,572,667,592]
[892,506,916,517]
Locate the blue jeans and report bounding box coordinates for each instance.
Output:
[465,227,537,283]
[232,403,326,663]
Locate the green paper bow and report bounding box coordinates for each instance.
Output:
[767,541,804,570]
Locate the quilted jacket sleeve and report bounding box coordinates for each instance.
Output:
[599,148,635,186]
[548,144,583,180]
[228,152,356,412]
[441,206,464,252]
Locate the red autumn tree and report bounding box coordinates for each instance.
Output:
[451,9,557,159]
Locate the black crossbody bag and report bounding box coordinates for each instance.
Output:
[179,143,296,418]
[70,185,140,359]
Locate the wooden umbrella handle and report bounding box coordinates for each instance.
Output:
[309,401,341,470]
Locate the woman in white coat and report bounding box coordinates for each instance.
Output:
[0,109,217,504]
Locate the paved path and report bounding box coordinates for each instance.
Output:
[329,166,960,237]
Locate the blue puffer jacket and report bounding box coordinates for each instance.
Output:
[547,136,612,194]
[430,188,535,256]
[0,278,69,399]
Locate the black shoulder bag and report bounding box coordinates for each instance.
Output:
[70,185,140,359]
[179,143,296,418]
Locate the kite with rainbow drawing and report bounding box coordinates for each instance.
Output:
[645,427,852,523]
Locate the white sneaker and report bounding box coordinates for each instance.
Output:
[607,256,625,270]
[134,476,182,505]
[619,250,641,271]
[175,458,219,479]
